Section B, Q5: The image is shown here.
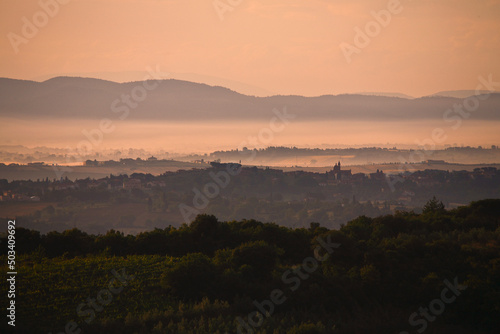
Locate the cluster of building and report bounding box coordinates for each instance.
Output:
[317,162,385,185]
[1,161,498,203]
[1,190,40,202]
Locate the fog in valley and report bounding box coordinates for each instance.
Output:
[2,117,499,160]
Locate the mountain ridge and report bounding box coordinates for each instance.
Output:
[1,76,499,121]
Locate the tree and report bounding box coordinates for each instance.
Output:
[423,196,445,214]
[190,214,220,238]
[161,253,216,300]
[231,240,282,277]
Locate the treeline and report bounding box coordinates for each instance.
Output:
[2,199,500,333]
[9,215,321,262]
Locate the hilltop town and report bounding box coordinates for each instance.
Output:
[1,161,498,234]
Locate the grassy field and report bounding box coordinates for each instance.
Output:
[0,201,186,234]
[0,201,57,218]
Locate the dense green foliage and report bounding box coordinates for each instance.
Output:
[1,199,500,333]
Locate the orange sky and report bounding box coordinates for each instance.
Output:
[1,0,499,97]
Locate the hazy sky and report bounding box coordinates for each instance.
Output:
[1,0,499,97]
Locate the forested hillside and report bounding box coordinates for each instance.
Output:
[2,199,499,333]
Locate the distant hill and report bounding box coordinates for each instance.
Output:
[430,90,500,99]
[31,70,274,97]
[1,77,499,121]
[354,92,415,99]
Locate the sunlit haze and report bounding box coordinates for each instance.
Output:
[1,0,500,97]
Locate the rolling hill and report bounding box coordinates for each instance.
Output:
[1,77,499,121]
